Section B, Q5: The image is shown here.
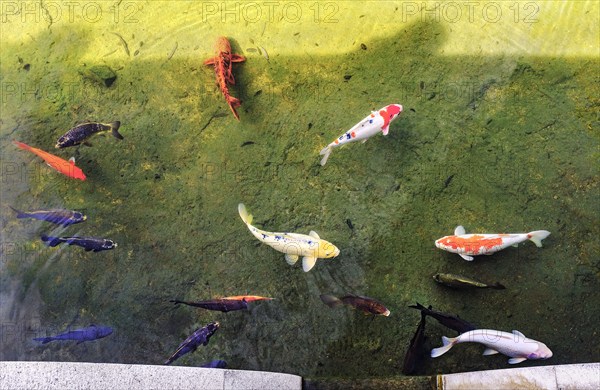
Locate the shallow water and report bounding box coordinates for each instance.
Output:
[1,0,599,380]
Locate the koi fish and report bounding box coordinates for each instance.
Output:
[319,104,403,166]
[238,203,340,272]
[165,322,220,365]
[409,303,476,334]
[200,360,227,368]
[433,273,505,290]
[320,294,390,316]
[56,121,123,148]
[435,225,551,261]
[402,311,427,375]
[204,37,245,120]
[431,329,553,364]
[34,324,113,344]
[13,141,86,180]
[221,295,274,302]
[170,298,249,312]
[41,235,117,252]
[10,206,86,227]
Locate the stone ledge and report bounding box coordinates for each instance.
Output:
[437,363,600,390]
[0,361,302,390]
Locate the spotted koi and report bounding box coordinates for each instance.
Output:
[319,104,403,166]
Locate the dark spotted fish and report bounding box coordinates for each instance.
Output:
[433,273,506,290]
[56,121,123,148]
[320,294,390,316]
[165,322,220,365]
[10,206,86,226]
[41,235,117,252]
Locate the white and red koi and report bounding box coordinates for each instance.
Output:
[435,225,551,261]
[319,104,403,166]
[204,37,245,120]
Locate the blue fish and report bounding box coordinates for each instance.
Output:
[165,322,220,365]
[56,121,123,148]
[10,206,86,227]
[33,324,113,344]
[41,235,117,252]
[200,360,227,368]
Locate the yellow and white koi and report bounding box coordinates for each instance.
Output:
[238,203,340,272]
[319,104,403,166]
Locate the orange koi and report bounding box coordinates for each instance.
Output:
[13,141,86,181]
[204,36,246,120]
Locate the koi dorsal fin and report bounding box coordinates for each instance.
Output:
[454,225,466,235]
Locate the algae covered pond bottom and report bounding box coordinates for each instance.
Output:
[1,1,599,381]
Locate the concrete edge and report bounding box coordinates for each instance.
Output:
[0,361,302,390]
[437,363,600,390]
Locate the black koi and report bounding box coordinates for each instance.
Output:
[408,302,476,334]
[10,206,86,226]
[41,235,117,252]
[170,298,248,313]
[56,121,123,148]
[402,311,427,375]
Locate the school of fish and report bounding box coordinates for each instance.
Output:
[12,36,557,374]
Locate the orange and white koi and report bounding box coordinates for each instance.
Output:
[319,104,403,166]
[204,37,245,120]
[13,141,86,181]
[435,225,550,261]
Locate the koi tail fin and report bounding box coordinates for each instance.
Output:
[431,336,457,358]
[33,337,53,344]
[227,96,241,121]
[408,302,429,312]
[527,230,551,247]
[109,121,124,140]
[238,203,253,225]
[13,140,31,151]
[319,145,333,166]
[320,294,343,308]
[9,206,28,219]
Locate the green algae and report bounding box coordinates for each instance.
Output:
[1,0,598,381]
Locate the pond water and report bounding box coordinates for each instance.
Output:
[1,0,598,381]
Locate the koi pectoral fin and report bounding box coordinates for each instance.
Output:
[459,254,474,261]
[302,256,317,272]
[285,254,299,265]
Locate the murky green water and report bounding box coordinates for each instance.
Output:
[1,0,598,382]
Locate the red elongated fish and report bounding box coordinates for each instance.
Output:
[204,37,246,120]
[221,295,273,302]
[13,141,86,180]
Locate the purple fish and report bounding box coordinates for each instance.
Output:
[165,322,220,365]
[200,360,227,368]
[41,235,117,252]
[10,206,86,227]
[33,324,113,344]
